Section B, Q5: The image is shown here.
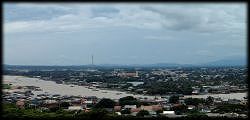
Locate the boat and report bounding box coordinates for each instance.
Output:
[34,88,43,91]
[88,86,94,89]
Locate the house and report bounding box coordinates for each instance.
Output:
[201,108,211,113]
[163,111,175,115]
[131,112,138,116]
[71,99,81,106]
[140,105,162,111]
[240,100,247,105]
[228,99,241,104]
[16,99,25,109]
[213,97,222,105]
[131,108,141,113]
[114,106,121,112]
[223,113,239,118]
[115,112,121,115]
[152,105,162,111]
[104,108,113,112]
[117,72,138,78]
[82,100,94,108]
[67,106,83,111]
[187,105,196,110]
[43,100,58,109]
[162,104,171,110]
[178,99,185,104]
[124,105,137,109]
[222,99,228,104]
[192,89,200,95]
[162,111,187,118]
[206,113,222,117]
[148,110,157,116]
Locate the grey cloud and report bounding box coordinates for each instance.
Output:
[140,4,246,34]
[4,4,75,22]
[91,6,120,18]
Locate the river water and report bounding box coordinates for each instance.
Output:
[3,75,154,100]
[3,75,247,100]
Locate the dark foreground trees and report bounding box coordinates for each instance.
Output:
[2,103,248,120]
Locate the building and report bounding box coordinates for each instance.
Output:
[67,106,83,111]
[117,71,139,78]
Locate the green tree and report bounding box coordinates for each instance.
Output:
[121,109,131,114]
[205,96,214,105]
[171,104,187,115]
[60,102,70,109]
[169,95,179,104]
[119,96,140,107]
[184,98,204,106]
[94,98,116,108]
[136,110,149,117]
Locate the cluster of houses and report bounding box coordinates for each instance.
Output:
[3,85,98,111]
[192,85,247,95]
[2,84,248,118]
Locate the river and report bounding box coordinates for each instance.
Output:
[3,75,247,100]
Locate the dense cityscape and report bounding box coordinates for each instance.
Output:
[3,65,248,119]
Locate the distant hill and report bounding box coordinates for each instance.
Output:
[4,57,247,70]
[200,57,247,66]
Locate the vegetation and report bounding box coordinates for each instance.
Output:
[119,96,140,107]
[212,104,248,114]
[144,81,193,95]
[169,95,180,104]
[2,103,248,120]
[136,110,149,117]
[184,98,205,106]
[186,110,208,118]
[3,84,11,89]
[121,109,131,114]
[94,98,116,108]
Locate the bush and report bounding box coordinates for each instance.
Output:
[136,110,149,117]
[121,109,131,114]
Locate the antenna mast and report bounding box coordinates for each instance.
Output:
[92,55,94,65]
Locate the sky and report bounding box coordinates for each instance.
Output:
[3,3,247,65]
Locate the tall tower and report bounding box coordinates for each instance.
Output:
[91,55,94,65]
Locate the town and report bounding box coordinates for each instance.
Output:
[3,65,248,119]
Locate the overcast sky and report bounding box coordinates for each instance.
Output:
[3,3,247,65]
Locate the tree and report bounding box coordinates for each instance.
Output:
[171,104,187,115]
[94,98,116,108]
[136,110,149,117]
[119,96,140,107]
[121,109,131,114]
[205,96,214,105]
[60,102,70,109]
[186,110,208,118]
[184,98,204,106]
[169,95,179,104]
